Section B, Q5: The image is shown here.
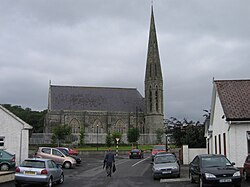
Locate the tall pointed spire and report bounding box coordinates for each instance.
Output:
[145,6,163,82]
[144,5,164,133]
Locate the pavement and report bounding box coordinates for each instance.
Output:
[160,165,190,183]
[0,171,15,184]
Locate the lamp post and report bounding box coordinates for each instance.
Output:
[165,129,168,152]
[97,124,99,151]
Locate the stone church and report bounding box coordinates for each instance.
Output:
[44,7,164,144]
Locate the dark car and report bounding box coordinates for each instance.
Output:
[189,154,241,187]
[243,154,250,181]
[56,147,81,164]
[15,158,64,187]
[0,149,15,171]
[129,149,144,159]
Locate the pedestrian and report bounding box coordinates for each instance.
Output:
[104,148,115,177]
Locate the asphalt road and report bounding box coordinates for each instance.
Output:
[1,152,250,187]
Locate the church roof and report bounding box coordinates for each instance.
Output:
[49,85,144,113]
[214,79,250,121]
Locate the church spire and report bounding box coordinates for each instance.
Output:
[145,6,163,82]
[144,5,164,133]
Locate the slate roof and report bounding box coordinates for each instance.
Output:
[49,85,144,113]
[215,79,250,121]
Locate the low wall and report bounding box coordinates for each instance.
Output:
[182,145,207,165]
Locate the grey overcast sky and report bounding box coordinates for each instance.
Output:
[1,0,250,122]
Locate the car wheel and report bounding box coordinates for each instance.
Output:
[45,177,53,187]
[0,164,10,171]
[243,170,249,181]
[63,162,71,169]
[57,173,64,184]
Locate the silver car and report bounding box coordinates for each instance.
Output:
[152,154,180,180]
[15,158,64,187]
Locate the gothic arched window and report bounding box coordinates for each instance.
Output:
[155,87,159,112]
[69,118,80,133]
[149,90,152,112]
[113,120,125,134]
[92,119,103,133]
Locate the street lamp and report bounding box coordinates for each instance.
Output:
[97,124,99,151]
[165,129,168,152]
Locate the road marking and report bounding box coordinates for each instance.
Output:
[131,156,150,167]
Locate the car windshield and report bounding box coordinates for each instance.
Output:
[201,156,232,168]
[21,160,45,168]
[155,155,176,164]
[153,145,166,150]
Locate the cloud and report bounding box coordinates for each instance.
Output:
[0,0,250,122]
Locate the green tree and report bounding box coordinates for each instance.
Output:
[106,132,113,147]
[112,131,122,144]
[52,124,72,146]
[2,104,46,133]
[127,127,140,147]
[79,128,85,146]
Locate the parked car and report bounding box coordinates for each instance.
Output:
[189,154,241,187]
[56,147,81,164]
[152,153,180,180]
[57,147,78,155]
[151,145,166,161]
[15,158,64,187]
[129,149,144,159]
[243,153,250,181]
[0,149,15,171]
[35,147,76,169]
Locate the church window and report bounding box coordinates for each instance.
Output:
[155,64,157,76]
[155,89,159,112]
[69,119,80,133]
[149,90,152,112]
[114,120,125,134]
[150,64,152,77]
[92,119,103,133]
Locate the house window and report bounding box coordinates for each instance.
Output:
[0,137,5,147]
[223,133,226,156]
[214,136,217,154]
[218,134,221,154]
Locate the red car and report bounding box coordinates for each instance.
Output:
[57,147,78,155]
[243,154,250,181]
[151,145,166,161]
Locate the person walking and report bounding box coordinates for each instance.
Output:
[103,148,115,177]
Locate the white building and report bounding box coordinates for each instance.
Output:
[206,79,250,168]
[0,105,32,166]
